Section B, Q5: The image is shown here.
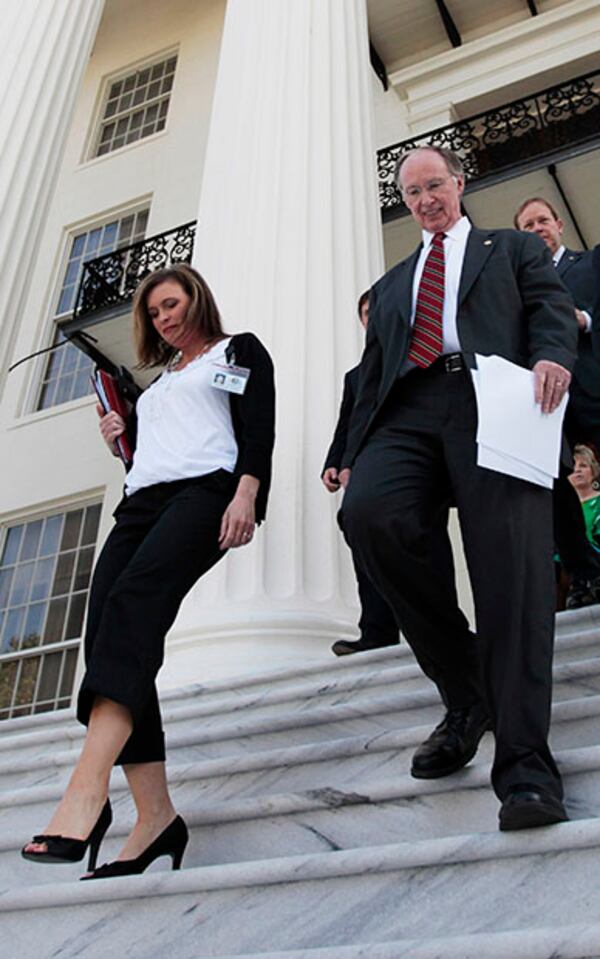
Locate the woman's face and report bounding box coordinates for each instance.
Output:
[146,280,192,350]
[569,455,596,493]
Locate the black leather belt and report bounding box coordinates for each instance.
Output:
[429,353,467,373]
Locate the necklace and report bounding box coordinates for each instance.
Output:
[167,339,215,373]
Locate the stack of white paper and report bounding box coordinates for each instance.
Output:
[471,354,568,489]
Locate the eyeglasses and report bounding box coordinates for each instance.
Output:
[401,175,458,202]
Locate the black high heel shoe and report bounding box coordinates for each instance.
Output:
[21,799,112,872]
[81,814,188,880]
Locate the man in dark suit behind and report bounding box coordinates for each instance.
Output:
[515,197,600,609]
[340,146,577,830]
[322,292,399,656]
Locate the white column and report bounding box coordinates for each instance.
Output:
[170,0,384,681]
[0,0,104,397]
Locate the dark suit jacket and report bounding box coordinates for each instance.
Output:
[342,227,577,467]
[322,365,359,473]
[557,247,600,398]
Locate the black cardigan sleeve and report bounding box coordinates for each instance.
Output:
[225,332,276,523]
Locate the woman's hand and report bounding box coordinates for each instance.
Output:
[219,475,259,549]
[97,403,125,457]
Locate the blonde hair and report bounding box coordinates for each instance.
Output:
[574,444,600,481]
[132,263,225,368]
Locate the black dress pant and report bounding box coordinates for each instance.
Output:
[354,556,399,647]
[341,360,562,801]
[77,470,234,765]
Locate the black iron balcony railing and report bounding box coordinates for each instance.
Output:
[377,69,600,221]
[74,220,196,319]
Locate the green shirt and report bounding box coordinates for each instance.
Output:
[581,494,600,552]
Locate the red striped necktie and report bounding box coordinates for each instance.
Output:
[408,231,445,368]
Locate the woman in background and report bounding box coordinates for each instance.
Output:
[568,444,600,553]
[22,264,275,878]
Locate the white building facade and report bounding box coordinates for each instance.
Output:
[1,0,599,722]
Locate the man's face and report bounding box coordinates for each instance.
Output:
[399,150,464,234]
[359,300,369,331]
[516,201,564,255]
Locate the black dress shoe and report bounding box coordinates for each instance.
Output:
[331,637,399,656]
[411,704,490,779]
[565,578,596,610]
[499,785,568,831]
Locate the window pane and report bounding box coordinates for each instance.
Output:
[2,607,25,653]
[0,568,14,608]
[31,557,55,603]
[81,505,101,546]
[73,547,94,592]
[22,602,46,648]
[61,511,83,551]
[123,74,136,92]
[14,656,40,707]
[10,563,34,606]
[21,521,43,561]
[2,526,23,565]
[43,597,67,645]
[71,234,86,258]
[109,80,123,99]
[53,552,75,595]
[36,651,62,706]
[60,647,79,699]
[0,660,18,712]
[40,515,63,557]
[65,593,86,640]
[150,63,164,80]
[85,229,102,257]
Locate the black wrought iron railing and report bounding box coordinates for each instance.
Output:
[377,69,600,220]
[74,220,196,318]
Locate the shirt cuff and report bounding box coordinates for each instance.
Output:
[581,310,592,333]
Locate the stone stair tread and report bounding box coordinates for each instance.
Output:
[216,922,600,959]
[4,816,600,909]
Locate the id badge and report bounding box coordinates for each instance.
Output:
[211,363,250,395]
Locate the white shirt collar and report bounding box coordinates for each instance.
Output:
[553,244,565,265]
[421,215,471,249]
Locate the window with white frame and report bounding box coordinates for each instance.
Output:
[0,503,102,720]
[94,54,178,158]
[36,208,149,411]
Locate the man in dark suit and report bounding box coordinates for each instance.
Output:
[322,292,399,656]
[340,146,577,830]
[515,197,600,609]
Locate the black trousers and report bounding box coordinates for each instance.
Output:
[77,470,234,765]
[354,556,398,647]
[340,361,562,801]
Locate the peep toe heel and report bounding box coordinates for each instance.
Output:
[82,814,188,880]
[22,799,112,871]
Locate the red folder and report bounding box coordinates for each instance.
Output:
[91,369,134,467]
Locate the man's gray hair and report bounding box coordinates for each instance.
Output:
[394,146,465,189]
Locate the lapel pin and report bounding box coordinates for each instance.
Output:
[483,239,492,246]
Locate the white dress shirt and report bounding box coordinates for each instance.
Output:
[553,244,591,332]
[409,215,472,358]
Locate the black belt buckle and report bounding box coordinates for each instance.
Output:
[443,353,463,373]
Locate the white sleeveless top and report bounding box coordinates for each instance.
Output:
[125,338,237,495]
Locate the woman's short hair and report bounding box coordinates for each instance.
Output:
[574,444,600,480]
[132,263,225,367]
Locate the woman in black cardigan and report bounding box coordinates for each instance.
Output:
[22,264,275,878]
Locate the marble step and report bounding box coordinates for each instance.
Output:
[7,688,600,814]
[2,603,599,750]
[0,606,600,757]
[4,648,600,795]
[5,740,600,889]
[3,819,600,959]
[218,922,600,959]
[3,644,600,779]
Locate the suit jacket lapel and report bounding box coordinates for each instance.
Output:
[556,249,579,279]
[458,228,496,305]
